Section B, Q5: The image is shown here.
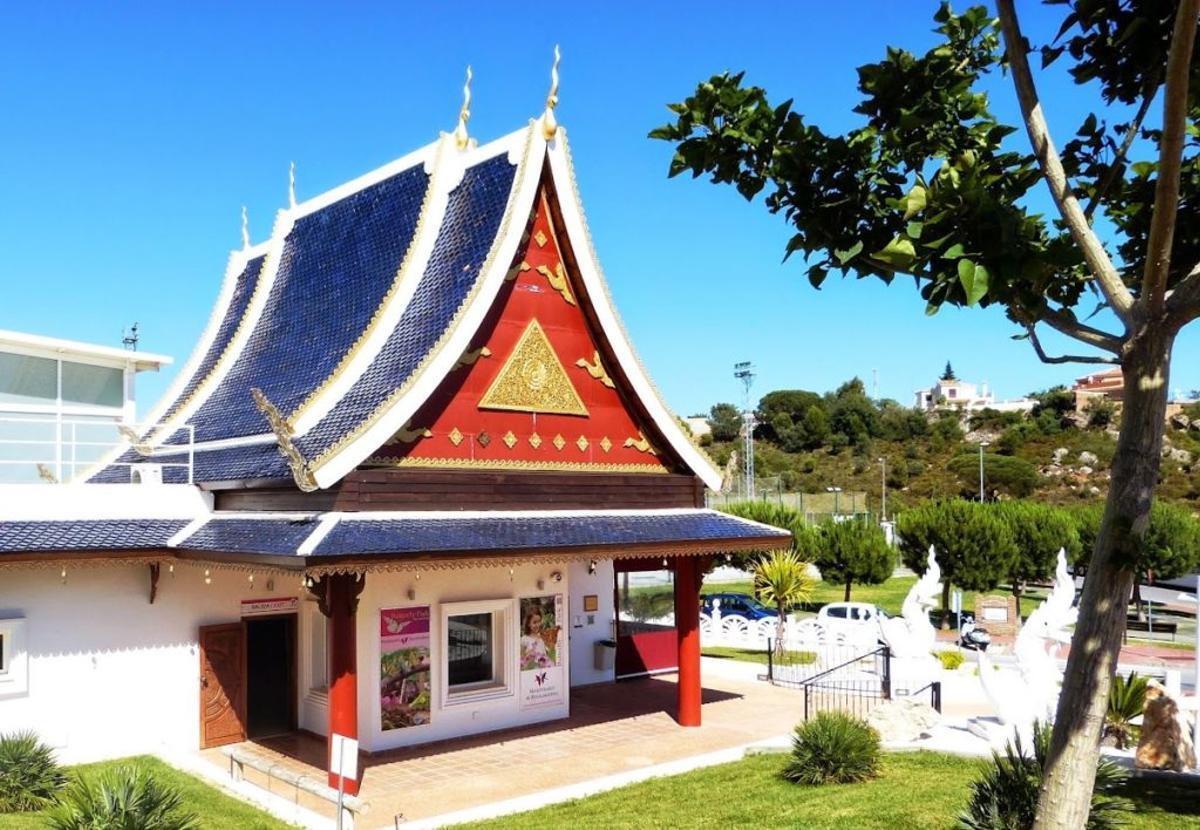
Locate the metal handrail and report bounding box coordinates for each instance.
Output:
[0,416,195,483]
[791,645,887,687]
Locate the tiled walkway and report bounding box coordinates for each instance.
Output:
[201,668,805,828]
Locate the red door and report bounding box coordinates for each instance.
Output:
[614,559,679,678]
[199,623,247,749]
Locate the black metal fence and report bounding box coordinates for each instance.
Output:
[766,641,942,721]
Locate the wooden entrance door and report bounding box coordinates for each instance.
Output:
[199,623,246,749]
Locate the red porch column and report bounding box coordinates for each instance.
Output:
[673,556,702,727]
[315,573,365,796]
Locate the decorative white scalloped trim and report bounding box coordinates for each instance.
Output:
[545,130,722,490]
[309,123,545,487]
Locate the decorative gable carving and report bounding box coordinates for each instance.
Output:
[477,319,588,416]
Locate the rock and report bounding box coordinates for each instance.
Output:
[1079,466,1094,476]
[1089,486,1102,495]
[1191,420,1200,434]
[867,697,941,743]
[1078,451,1099,466]
[1135,680,1197,772]
[1170,413,1191,431]
[1052,447,1070,464]
[1162,446,1194,465]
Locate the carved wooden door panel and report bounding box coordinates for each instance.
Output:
[199,623,246,749]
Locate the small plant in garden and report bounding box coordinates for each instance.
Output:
[754,549,815,660]
[782,712,881,786]
[958,723,1129,830]
[1104,672,1149,750]
[783,650,818,666]
[47,765,198,830]
[0,730,67,812]
[936,650,965,671]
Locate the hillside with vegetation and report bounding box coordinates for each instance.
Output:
[698,377,1200,514]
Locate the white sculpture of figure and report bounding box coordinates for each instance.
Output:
[974,548,1078,745]
[880,545,942,693]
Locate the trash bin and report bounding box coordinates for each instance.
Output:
[593,639,617,671]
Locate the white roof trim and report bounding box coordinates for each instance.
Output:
[545,130,722,490]
[167,516,211,547]
[296,514,339,555]
[0,329,172,370]
[0,484,211,521]
[327,507,784,522]
[309,123,545,488]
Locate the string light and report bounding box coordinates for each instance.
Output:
[60,566,67,584]
[204,569,211,586]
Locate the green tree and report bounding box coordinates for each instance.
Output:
[652,2,1200,818]
[798,404,832,450]
[814,519,896,601]
[896,500,1017,627]
[947,451,1040,498]
[994,501,1082,614]
[827,378,879,447]
[718,501,822,571]
[754,549,817,658]
[707,402,742,443]
[941,361,957,381]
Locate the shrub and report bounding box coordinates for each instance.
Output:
[936,650,965,670]
[47,765,198,830]
[957,723,1129,830]
[1105,672,1149,750]
[947,452,1040,498]
[782,712,881,786]
[0,731,67,812]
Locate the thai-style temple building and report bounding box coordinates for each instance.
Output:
[0,79,789,796]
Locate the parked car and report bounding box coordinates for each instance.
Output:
[816,602,890,644]
[700,592,779,620]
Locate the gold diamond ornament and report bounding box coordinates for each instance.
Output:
[576,435,589,452]
[529,432,543,449]
[503,430,518,449]
[448,427,464,447]
[553,434,566,451]
[600,436,612,453]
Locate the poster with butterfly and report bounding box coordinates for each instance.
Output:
[379,606,432,731]
[519,594,565,709]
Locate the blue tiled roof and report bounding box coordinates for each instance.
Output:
[89,443,290,485]
[161,254,266,425]
[185,162,431,442]
[296,151,517,460]
[182,517,318,555]
[0,520,188,553]
[310,511,789,557]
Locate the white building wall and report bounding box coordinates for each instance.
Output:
[566,558,615,687]
[0,563,303,765]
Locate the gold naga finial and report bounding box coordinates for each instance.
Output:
[288,161,297,209]
[240,206,250,250]
[541,44,561,140]
[454,65,473,150]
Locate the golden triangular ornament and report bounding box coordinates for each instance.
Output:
[478,319,588,416]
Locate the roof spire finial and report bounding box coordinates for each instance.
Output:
[240,206,250,250]
[288,161,297,209]
[454,65,473,150]
[541,44,561,141]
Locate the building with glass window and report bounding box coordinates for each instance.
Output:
[0,110,789,797]
[0,330,170,483]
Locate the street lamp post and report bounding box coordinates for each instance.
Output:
[878,457,887,522]
[978,441,990,502]
[826,486,843,519]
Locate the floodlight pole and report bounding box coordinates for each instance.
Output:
[978,441,989,502]
[734,362,756,499]
[879,457,887,522]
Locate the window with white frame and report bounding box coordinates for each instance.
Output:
[0,618,28,697]
[442,600,514,703]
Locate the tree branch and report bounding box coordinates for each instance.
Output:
[1025,324,1121,366]
[1039,307,1124,353]
[1141,0,1199,315]
[1083,84,1157,220]
[1167,260,1200,328]
[997,0,1135,327]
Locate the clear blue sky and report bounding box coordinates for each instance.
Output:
[1,2,1195,418]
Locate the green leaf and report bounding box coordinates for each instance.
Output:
[902,184,927,219]
[925,302,941,316]
[942,242,966,259]
[834,240,864,265]
[958,259,989,305]
[906,220,924,239]
[871,236,916,268]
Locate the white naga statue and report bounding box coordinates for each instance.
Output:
[880,546,942,691]
[976,548,1078,744]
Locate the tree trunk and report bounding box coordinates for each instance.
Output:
[1034,332,1173,830]
[844,577,852,603]
[941,580,952,630]
[1132,580,1145,622]
[1012,581,1023,629]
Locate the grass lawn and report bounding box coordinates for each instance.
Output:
[455,751,1200,830]
[0,756,290,830]
[700,645,816,665]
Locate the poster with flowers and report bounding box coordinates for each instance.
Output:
[519,594,565,709]
[380,606,431,731]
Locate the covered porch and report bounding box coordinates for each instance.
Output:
[200,666,802,827]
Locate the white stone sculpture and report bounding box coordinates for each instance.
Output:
[880,545,942,692]
[973,548,1077,745]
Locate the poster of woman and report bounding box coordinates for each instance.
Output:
[519,594,564,709]
[379,606,431,731]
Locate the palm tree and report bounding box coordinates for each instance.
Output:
[754,549,816,659]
